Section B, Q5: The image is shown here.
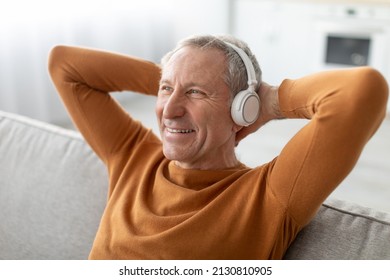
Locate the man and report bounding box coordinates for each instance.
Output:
[48,34,388,259]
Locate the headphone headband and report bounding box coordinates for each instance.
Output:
[224,41,257,90]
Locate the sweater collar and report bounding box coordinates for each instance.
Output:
[164,160,247,190]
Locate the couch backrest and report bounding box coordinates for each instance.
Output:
[1,110,389,260]
[0,111,107,259]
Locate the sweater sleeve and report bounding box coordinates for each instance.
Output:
[48,46,161,163]
[269,67,388,226]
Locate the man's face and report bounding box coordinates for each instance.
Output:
[155,46,241,170]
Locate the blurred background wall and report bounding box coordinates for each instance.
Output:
[0,0,230,125]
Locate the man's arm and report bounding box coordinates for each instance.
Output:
[248,67,388,226]
[48,46,161,162]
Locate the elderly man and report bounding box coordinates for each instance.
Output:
[48,34,388,259]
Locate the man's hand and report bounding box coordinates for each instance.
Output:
[235,82,283,146]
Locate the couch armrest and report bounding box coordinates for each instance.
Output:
[284,198,390,259]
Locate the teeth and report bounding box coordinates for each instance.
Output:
[167,128,194,133]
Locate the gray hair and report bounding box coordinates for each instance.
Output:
[161,34,262,98]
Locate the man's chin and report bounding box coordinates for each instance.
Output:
[162,149,187,162]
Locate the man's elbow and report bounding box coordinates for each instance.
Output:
[47,45,69,78]
[349,67,389,140]
[351,67,388,119]
[358,67,388,107]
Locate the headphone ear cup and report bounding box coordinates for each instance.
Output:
[231,89,260,126]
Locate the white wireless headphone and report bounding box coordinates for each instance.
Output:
[224,42,260,127]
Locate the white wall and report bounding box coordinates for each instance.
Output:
[0,0,230,124]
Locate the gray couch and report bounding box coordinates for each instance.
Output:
[1,110,389,260]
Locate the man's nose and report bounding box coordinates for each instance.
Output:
[163,91,186,119]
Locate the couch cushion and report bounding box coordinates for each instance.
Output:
[0,111,108,259]
[284,198,390,259]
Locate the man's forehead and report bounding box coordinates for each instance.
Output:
[161,47,226,80]
[166,46,225,67]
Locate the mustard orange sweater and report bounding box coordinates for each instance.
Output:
[48,46,388,259]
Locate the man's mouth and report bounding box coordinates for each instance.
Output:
[166,128,195,134]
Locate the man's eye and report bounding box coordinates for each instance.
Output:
[161,86,173,92]
[188,89,204,95]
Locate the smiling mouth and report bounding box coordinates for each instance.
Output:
[166,128,195,134]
